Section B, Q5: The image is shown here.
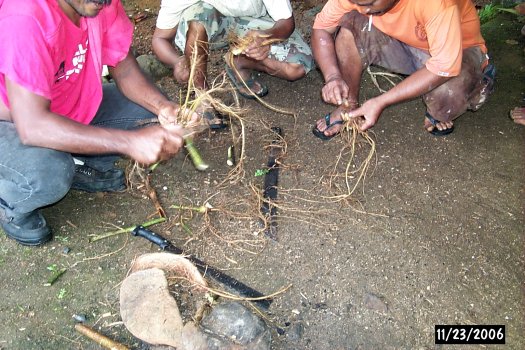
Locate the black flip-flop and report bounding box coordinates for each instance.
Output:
[312,113,344,140]
[225,64,268,100]
[425,112,454,136]
[203,110,229,130]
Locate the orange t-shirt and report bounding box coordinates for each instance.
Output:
[313,0,487,77]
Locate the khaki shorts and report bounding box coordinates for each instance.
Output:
[339,12,493,121]
[174,2,315,73]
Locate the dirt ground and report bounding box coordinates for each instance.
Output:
[0,2,524,350]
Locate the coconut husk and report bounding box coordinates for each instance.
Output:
[120,268,184,347]
[130,252,207,291]
[121,254,209,348]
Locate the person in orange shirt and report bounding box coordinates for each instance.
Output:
[311,0,495,139]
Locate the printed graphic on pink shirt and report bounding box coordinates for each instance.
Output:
[55,40,89,83]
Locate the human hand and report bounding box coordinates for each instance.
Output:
[321,76,349,106]
[173,55,190,84]
[345,98,384,131]
[242,30,271,61]
[158,101,200,127]
[127,124,185,165]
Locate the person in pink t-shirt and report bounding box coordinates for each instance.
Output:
[311,0,495,140]
[0,0,199,246]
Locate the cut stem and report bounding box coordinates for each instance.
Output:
[185,137,209,171]
[89,217,166,242]
[44,268,67,287]
[171,204,209,213]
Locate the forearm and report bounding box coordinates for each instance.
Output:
[110,52,169,115]
[262,17,295,40]
[312,29,341,82]
[7,77,185,165]
[374,67,450,109]
[152,35,180,67]
[17,110,133,156]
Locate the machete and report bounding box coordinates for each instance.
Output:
[261,127,283,240]
[132,225,272,310]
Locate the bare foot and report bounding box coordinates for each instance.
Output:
[173,55,190,84]
[424,114,454,135]
[515,3,525,15]
[225,54,266,97]
[313,101,361,138]
[193,91,227,129]
[313,106,344,138]
[510,107,525,126]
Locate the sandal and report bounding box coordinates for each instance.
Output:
[482,63,496,96]
[312,113,344,140]
[225,63,268,99]
[203,109,228,130]
[425,112,454,136]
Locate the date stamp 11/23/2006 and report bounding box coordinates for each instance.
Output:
[435,325,505,345]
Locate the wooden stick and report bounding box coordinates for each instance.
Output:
[74,324,129,350]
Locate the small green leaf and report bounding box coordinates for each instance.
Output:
[255,169,269,177]
[57,288,67,299]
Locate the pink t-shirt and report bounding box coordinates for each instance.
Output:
[0,0,133,124]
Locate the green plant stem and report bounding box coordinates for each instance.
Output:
[181,221,193,235]
[498,8,518,15]
[170,204,208,213]
[89,217,166,242]
[44,268,67,286]
[149,162,160,172]
[185,137,209,171]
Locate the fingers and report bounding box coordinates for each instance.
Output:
[162,123,187,147]
[358,117,374,132]
[158,105,202,127]
[322,82,349,106]
[158,124,184,161]
[162,123,184,135]
[244,46,270,61]
[185,110,202,128]
[346,107,371,132]
[129,122,197,165]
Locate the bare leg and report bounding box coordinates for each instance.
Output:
[315,27,363,138]
[184,21,209,90]
[226,54,305,96]
[231,55,305,81]
[184,22,226,127]
[335,28,363,106]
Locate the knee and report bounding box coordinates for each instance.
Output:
[335,27,356,49]
[283,63,306,81]
[187,21,208,39]
[32,152,75,201]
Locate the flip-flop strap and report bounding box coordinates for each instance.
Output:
[244,76,268,96]
[425,112,439,126]
[225,64,243,89]
[324,113,344,128]
[324,113,331,126]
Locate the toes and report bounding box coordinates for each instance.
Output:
[510,107,525,120]
[424,120,453,133]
